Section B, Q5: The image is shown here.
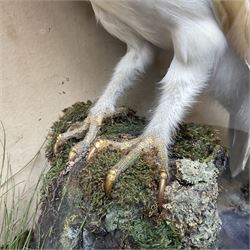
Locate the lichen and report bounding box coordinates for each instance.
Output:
[162,159,221,249]
[176,159,219,185]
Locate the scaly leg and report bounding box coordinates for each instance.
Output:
[86,137,140,160]
[53,108,128,157]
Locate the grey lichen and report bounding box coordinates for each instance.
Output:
[104,207,137,233]
[176,159,219,184]
[162,159,221,248]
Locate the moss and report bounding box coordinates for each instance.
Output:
[42,101,224,249]
[43,102,92,194]
[78,146,178,249]
[43,102,145,194]
[44,101,222,193]
[103,207,180,248]
[46,101,92,160]
[171,123,221,161]
[80,148,158,217]
[121,219,179,249]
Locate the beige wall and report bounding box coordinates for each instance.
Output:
[0,0,229,213]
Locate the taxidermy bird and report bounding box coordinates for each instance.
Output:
[54,0,250,207]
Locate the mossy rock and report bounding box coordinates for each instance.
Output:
[37,101,227,249]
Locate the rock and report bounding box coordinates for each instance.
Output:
[37,101,227,249]
[162,159,220,248]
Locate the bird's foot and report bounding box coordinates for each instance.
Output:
[53,108,129,161]
[87,135,169,208]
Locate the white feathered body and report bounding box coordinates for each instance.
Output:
[89,0,249,176]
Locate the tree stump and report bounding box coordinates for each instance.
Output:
[37,102,227,249]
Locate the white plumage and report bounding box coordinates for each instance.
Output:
[89,0,249,176]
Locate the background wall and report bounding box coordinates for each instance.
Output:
[0,1,229,209]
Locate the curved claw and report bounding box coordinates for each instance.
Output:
[86,146,97,161]
[53,120,90,155]
[86,139,110,161]
[68,142,90,162]
[68,144,81,161]
[54,134,65,154]
[158,171,168,209]
[105,169,117,194]
[66,116,103,162]
[103,139,149,196]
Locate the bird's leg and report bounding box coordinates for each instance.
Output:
[86,137,141,161]
[53,118,90,154]
[53,107,128,158]
[98,21,225,207]
[53,42,154,161]
[98,135,168,208]
[67,108,130,161]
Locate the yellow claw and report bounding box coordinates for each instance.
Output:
[105,169,117,194]
[86,139,110,161]
[54,134,64,154]
[68,145,80,161]
[86,146,97,161]
[158,171,168,209]
[95,116,103,126]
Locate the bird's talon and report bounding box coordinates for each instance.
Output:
[86,146,97,161]
[95,116,103,126]
[54,134,65,154]
[68,145,81,161]
[158,171,168,209]
[86,139,110,161]
[67,121,86,132]
[105,169,117,194]
[53,109,132,161]
[86,138,140,161]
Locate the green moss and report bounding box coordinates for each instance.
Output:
[43,102,145,193]
[44,102,221,193]
[77,137,179,248]
[171,123,221,161]
[43,101,223,249]
[122,219,179,249]
[43,102,92,193]
[46,101,92,162]
[103,206,179,248]
[80,148,158,216]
